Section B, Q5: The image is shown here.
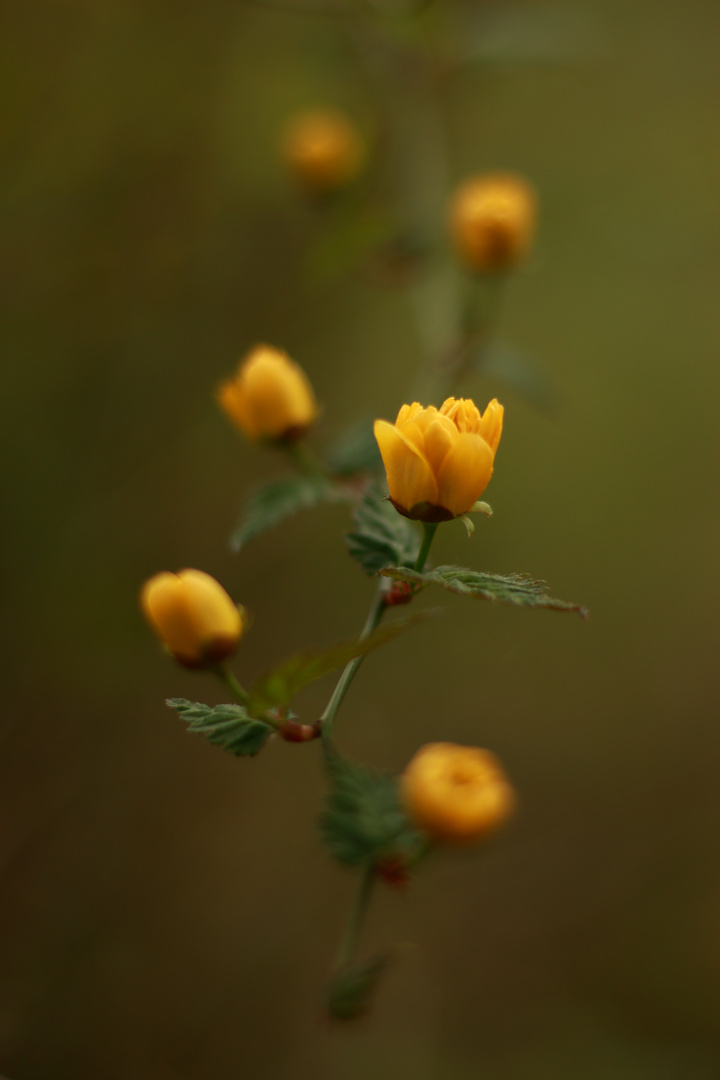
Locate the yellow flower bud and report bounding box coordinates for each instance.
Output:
[282,109,364,194]
[373,396,503,522]
[401,742,515,844]
[449,172,537,273]
[141,569,244,668]
[217,345,318,443]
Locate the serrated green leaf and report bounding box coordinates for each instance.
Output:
[328,420,383,477]
[231,476,355,552]
[326,950,393,1020]
[379,565,588,617]
[320,758,425,868]
[166,698,273,756]
[346,481,420,575]
[247,611,429,714]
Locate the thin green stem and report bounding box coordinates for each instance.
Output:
[414,522,437,572]
[335,863,375,969]
[320,585,387,743]
[217,666,285,731]
[217,666,250,707]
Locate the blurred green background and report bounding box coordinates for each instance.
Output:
[2,0,720,1076]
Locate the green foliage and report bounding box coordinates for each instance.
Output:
[247,612,428,715]
[320,757,425,868]
[231,476,355,552]
[380,565,588,617]
[326,951,392,1021]
[346,481,419,574]
[328,420,383,477]
[166,698,274,757]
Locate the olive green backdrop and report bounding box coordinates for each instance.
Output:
[1,0,719,1077]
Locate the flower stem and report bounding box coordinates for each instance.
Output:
[217,666,250,707]
[335,863,375,969]
[414,522,438,573]
[217,666,285,731]
[320,585,387,745]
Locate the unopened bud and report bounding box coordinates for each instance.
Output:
[141,569,244,668]
[217,344,318,444]
[401,742,515,844]
[449,172,537,273]
[282,109,364,195]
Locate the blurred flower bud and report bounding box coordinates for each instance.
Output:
[282,109,364,194]
[401,742,515,844]
[374,396,503,522]
[141,569,244,668]
[449,173,537,273]
[218,344,318,443]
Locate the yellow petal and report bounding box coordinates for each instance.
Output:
[396,418,426,455]
[440,396,482,434]
[178,570,243,645]
[141,570,242,664]
[411,405,440,436]
[242,354,316,438]
[141,573,206,662]
[421,413,457,474]
[218,346,317,441]
[374,419,438,511]
[217,379,254,437]
[436,432,495,516]
[478,398,504,453]
[396,401,425,426]
[401,742,515,844]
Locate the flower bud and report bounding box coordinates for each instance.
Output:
[282,109,364,194]
[449,172,537,273]
[374,396,503,522]
[217,344,318,444]
[401,742,515,844]
[141,569,244,668]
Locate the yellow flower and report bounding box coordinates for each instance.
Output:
[282,109,364,194]
[373,396,503,522]
[218,345,318,443]
[401,742,515,844]
[449,172,537,273]
[141,569,244,668]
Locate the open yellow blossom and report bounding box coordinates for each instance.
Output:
[401,742,515,844]
[450,172,537,273]
[141,569,244,668]
[373,397,503,522]
[218,345,318,443]
[282,109,364,194]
